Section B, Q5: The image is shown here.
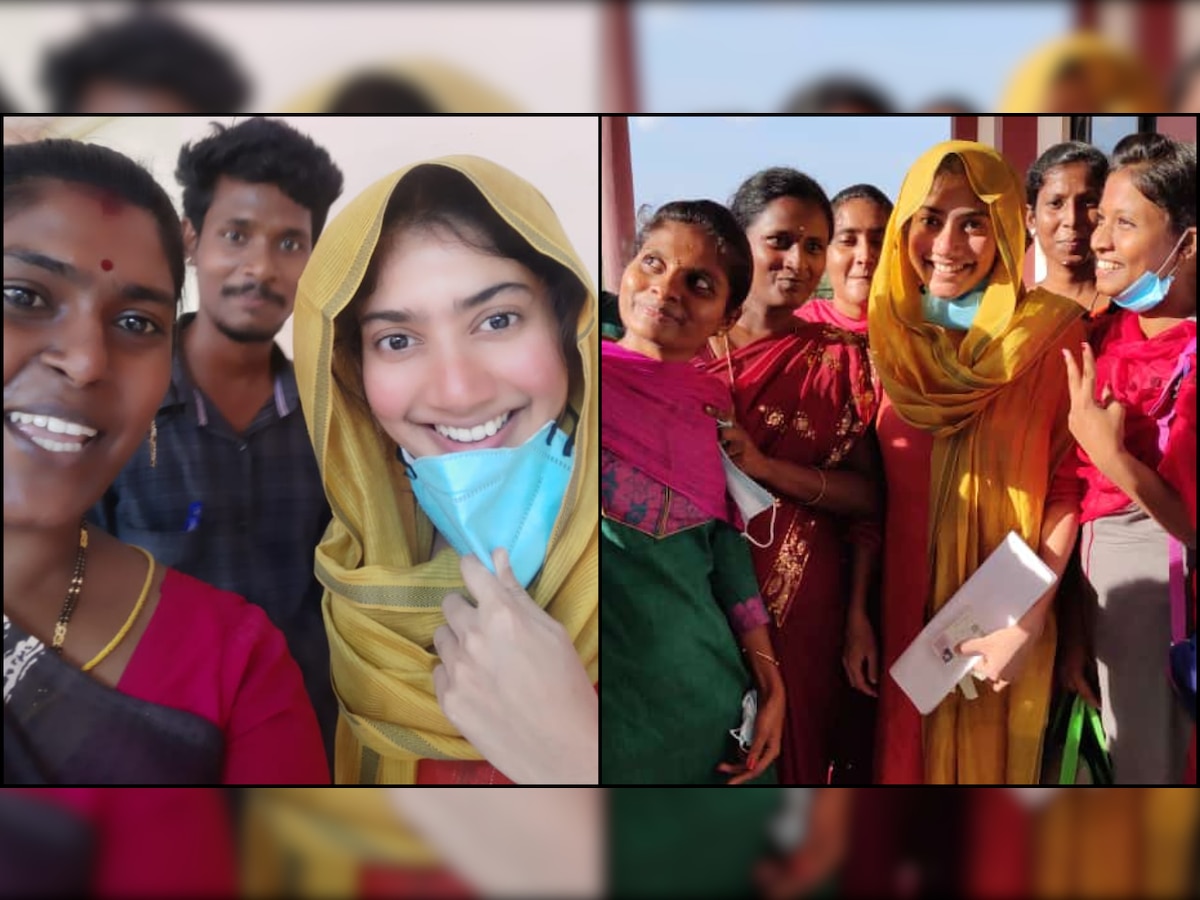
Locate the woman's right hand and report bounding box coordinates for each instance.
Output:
[842,609,879,697]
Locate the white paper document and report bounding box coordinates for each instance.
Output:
[889,531,1057,715]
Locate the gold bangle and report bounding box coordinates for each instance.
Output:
[742,647,780,667]
[805,467,827,506]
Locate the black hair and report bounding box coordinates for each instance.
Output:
[4,138,185,303]
[778,76,893,114]
[41,11,249,115]
[729,166,834,241]
[831,183,894,219]
[334,165,587,411]
[634,200,753,317]
[175,117,345,243]
[1110,132,1197,233]
[915,98,979,115]
[325,72,440,114]
[1025,141,1109,207]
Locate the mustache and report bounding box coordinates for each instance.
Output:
[221,282,286,305]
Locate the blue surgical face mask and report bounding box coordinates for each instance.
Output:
[1110,230,1190,313]
[921,279,988,329]
[398,415,575,588]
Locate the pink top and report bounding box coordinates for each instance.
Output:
[6,788,238,898]
[796,297,869,334]
[117,567,330,784]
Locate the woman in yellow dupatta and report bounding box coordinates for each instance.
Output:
[869,140,1087,783]
[291,155,597,784]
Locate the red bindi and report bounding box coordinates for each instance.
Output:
[100,259,114,271]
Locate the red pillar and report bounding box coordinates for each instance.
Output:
[1156,116,1198,143]
[1075,0,1100,31]
[994,116,1040,287]
[603,2,640,113]
[952,116,978,142]
[602,116,636,294]
[1136,0,1176,101]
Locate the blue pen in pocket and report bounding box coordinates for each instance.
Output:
[184,501,203,532]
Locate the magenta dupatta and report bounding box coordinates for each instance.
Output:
[601,340,733,526]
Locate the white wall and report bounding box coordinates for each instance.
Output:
[41,115,599,358]
[0,1,600,112]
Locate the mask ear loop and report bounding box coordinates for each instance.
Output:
[1157,229,1193,281]
[395,445,416,478]
[557,405,579,457]
[742,501,777,549]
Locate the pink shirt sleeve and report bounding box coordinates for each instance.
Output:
[217,600,332,784]
[119,569,331,784]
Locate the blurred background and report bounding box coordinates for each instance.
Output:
[610,1,1200,114]
[0,1,600,113]
[3,2,1196,116]
[2,788,1196,898]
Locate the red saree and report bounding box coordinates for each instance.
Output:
[696,322,877,783]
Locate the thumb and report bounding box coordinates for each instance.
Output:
[957,638,985,658]
[490,547,525,593]
[866,647,878,684]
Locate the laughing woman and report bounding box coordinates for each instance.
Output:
[3,139,327,784]
[1065,133,1196,783]
[292,156,598,784]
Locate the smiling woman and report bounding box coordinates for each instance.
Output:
[293,155,598,785]
[3,138,329,787]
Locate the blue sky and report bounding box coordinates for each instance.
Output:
[629,116,950,215]
[633,2,1074,112]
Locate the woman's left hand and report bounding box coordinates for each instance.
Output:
[717,676,785,784]
[705,404,771,481]
[957,617,1045,692]
[433,548,598,783]
[1063,342,1127,469]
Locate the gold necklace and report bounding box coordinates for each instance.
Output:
[51,519,88,653]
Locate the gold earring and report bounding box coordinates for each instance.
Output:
[149,420,158,468]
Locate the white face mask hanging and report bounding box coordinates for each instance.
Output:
[718,442,778,549]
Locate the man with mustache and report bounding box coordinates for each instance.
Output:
[89,118,344,776]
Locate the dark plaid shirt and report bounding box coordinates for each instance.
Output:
[88,313,336,772]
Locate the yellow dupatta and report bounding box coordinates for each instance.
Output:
[999,32,1165,113]
[867,140,1086,783]
[242,789,438,897]
[293,156,598,784]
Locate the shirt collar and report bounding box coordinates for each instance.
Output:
[162,312,300,422]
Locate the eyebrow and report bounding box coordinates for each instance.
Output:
[221,218,310,240]
[919,205,987,218]
[5,248,175,308]
[359,281,532,326]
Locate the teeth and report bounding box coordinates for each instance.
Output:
[1096,260,1122,271]
[434,411,511,443]
[7,411,97,438]
[932,262,968,274]
[28,435,86,453]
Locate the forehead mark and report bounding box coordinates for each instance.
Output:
[101,259,114,271]
[97,190,126,217]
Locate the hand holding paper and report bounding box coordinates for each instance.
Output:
[889,531,1058,715]
[958,617,1046,692]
